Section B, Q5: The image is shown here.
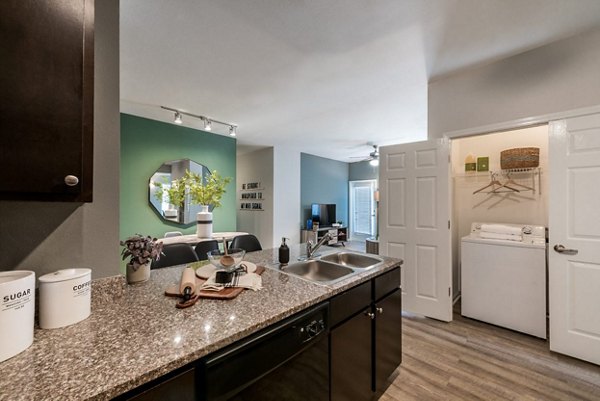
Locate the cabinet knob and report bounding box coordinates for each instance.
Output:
[64,175,79,186]
[376,307,384,314]
[365,312,375,320]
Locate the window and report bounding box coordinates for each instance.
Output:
[349,180,377,239]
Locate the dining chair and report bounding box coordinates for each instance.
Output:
[194,240,220,261]
[152,243,198,269]
[229,234,263,252]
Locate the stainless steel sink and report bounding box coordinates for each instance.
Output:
[320,252,382,269]
[282,260,355,284]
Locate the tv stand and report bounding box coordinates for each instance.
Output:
[301,226,347,246]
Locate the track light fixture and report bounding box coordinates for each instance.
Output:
[174,111,183,124]
[161,106,238,137]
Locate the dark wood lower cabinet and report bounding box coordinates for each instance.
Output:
[330,267,402,401]
[330,307,373,401]
[374,289,402,392]
[123,368,195,401]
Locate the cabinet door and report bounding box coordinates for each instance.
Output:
[374,289,402,391]
[331,308,373,401]
[0,0,94,201]
[125,368,195,401]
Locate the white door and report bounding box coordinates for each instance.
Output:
[549,115,600,365]
[349,180,376,239]
[379,139,452,322]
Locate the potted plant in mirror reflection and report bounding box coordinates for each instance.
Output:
[120,234,163,284]
[153,177,187,221]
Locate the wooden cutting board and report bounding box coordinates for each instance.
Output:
[165,266,265,300]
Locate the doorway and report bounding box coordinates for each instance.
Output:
[450,125,549,299]
[349,180,377,240]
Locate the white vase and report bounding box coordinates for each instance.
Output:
[163,208,178,218]
[197,205,213,238]
[126,261,151,284]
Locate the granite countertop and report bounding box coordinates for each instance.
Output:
[0,245,402,401]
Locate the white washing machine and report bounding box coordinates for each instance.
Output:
[461,222,547,338]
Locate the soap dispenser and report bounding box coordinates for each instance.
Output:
[279,237,290,265]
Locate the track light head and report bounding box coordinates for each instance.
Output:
[229,126,237,137]
[204,118,212,131]
[174,112,183,124]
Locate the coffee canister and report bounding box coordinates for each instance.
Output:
[0,270,35,362]
[39,268,91,329]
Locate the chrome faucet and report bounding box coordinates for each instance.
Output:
[306,233,332,259]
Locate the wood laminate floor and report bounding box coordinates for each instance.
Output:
[379,307,600,401]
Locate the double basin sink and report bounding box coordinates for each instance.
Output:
[281,251,383,286]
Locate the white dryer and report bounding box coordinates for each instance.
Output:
[461,222,547,338]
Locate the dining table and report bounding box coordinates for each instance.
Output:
[159,231,248,248]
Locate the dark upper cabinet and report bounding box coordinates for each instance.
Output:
[0,0,94,202]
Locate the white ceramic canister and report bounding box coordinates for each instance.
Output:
[39,268,91,329]
[0,270,35,362]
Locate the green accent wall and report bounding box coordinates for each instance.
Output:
[120,114,236,240]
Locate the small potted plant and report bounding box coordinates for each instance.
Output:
[154,176,187,220]
[185,170,232,238]
[120,234,163,284]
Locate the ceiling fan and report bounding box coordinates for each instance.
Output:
[351,144,379,166]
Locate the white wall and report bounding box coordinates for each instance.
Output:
[451,125,548,294]
[236,148,274,248]
[273,146,301,247]
[429,27,600,138]
[236,145,302,249]
[0,0,120,279]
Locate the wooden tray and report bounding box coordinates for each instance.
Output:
[165,266,265,300]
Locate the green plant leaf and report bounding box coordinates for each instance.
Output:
[186,170,232,208]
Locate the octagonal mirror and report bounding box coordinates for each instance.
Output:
[148,159,211,225]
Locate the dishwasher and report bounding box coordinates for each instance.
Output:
[198,302,329,401]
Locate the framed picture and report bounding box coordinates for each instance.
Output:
[477,157,489,172]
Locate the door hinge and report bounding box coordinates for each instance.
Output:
[449,287,451,297]
[448,220,451,229]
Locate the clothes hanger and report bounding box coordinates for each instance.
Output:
[492,176,521,193]
[473,172,504,194]
[499,172,534,192]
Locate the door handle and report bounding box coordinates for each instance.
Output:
[553,244,578,255]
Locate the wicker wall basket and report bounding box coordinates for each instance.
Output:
[500,147,540,170]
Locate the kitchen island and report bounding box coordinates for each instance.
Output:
[0,245,402,401]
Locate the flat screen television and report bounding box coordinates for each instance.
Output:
[311,203,336,227]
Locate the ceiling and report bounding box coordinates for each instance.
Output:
[120,0,600,162]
